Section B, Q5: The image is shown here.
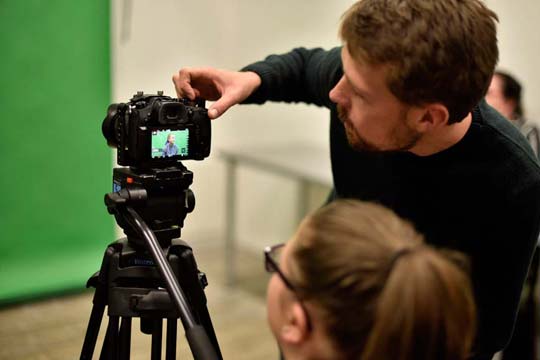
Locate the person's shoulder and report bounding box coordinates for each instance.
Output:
[475,101,538,163]
[473,101,540,194]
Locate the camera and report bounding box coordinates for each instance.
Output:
[102,91,211,168]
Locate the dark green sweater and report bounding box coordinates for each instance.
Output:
[242,47,540,358]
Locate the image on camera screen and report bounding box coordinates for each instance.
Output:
[151,129,189,158]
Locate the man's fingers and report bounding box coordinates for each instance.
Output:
[208,93,238,119]
[172,69,196,99]
[207,108,219,119]
[173,67,244,119]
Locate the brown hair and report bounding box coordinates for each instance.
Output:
[339,0,499,123]
[288,200,476,360]
[494,70,523,118]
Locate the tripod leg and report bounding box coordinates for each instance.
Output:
[80,301,106,360]
[151,319,163,360]
[100,316,120,360]
[166,318,177,360]
[119,317,132,360]
[170,243,223,359]
[81,246,117,360]
[81,244,117,360]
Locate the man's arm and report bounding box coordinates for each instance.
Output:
[241,47,342,108]
[172,47,342,119]
[172,67,262,119]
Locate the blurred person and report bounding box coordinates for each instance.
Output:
[264,199,476,360]
[486,70,540,360]
[486,70,539,156]
[173,0,540,358]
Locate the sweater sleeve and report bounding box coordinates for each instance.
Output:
[240,47,343,109]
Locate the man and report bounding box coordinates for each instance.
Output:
[173,1,540,358]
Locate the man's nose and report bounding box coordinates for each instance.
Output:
[329,76,345,104]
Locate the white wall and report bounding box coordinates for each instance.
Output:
[111,0,540,249]
[485,0,540,123]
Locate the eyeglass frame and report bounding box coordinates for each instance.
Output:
[264,243,313,330]
[264,243,298,291]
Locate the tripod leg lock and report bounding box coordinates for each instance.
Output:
[130,289,179,317]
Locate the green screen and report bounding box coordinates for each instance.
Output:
[0,0,113,305]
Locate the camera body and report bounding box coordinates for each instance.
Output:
[103,91,211,169]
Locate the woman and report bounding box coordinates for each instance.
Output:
[265,199,476,360]
[162,133,179,157]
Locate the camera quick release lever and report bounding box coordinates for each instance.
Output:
[104,187,147,214]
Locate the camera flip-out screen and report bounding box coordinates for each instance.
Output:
[151,129,190,158]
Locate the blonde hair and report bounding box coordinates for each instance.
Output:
[289,200,476,360]
[339,0,498,123]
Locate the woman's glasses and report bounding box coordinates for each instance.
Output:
[264,243,313,330]
[264,243,298,291]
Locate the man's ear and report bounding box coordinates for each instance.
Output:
[411,103,450,133]
[280,302,310,345]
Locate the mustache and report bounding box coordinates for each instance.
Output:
[337,105,348,123]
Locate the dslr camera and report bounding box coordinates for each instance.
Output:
[102,91,211,169]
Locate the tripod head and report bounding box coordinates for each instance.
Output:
[105,165,196,249]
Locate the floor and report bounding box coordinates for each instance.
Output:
[2,236,539,360]
[0,241,278,360]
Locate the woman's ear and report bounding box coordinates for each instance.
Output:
[280,302,310,345]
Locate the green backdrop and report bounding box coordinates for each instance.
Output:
[0,0,114,305]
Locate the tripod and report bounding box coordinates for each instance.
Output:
[80,166,222,360]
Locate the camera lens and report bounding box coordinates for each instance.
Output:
[102,104,122,147]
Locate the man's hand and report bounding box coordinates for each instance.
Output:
[172,67,261,119]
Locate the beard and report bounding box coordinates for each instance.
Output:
[337,105,421,153]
